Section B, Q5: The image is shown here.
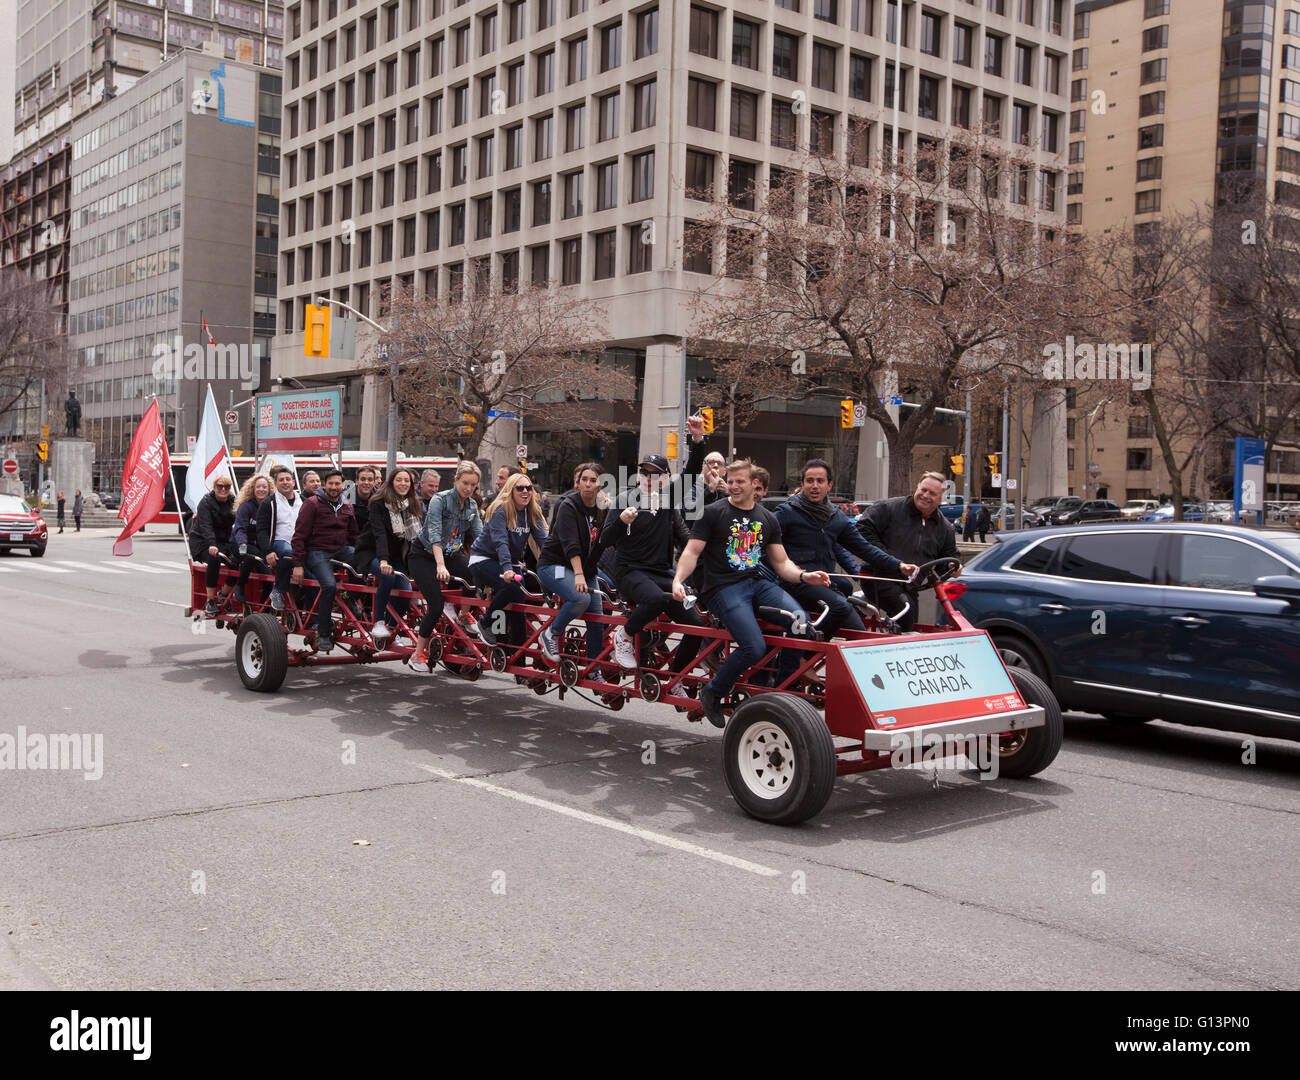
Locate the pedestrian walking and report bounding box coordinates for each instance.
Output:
[962,499,981,542]
[57,491,65,533]
[73,490,84,532]
[977,502,992,542]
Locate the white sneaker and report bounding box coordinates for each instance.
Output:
[443,601,457,625]
[371,621,391,641]
[612,627,638,670]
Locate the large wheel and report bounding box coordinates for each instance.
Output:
[990,630,1049,682]
[235,613,289,692]
[998,668,1063,778]
[30,546,46,558]
[722,693,837,826]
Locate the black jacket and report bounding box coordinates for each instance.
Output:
[190,492,235,559]
[539,489,607,577]
[354,498,418,571]
[599,436,707,577]
[772,496,902,578]
[857,495,958,567]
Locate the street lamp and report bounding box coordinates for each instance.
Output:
[315,294,398,473]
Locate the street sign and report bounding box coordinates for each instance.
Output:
[851,403,867,428]
[1006,478,1018,490]
[256,387,343,452]
[2,456,18,476]
[488,410,518,419]
[515,444,528,460]
[991,472,1002,488]
[224,410,239,425]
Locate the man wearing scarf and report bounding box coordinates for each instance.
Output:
[765,459,915,641]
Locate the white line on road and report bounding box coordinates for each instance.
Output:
[151,600,190,608]
[103,561,171,574]
[410,762,781,878]
[56,560,128,574]
[21,562,72,573]
[0,565,16,573]
[151,561,192,571]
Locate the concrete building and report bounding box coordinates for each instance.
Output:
[1,1,285,472]
[1066,0,1300,502]
[273,0,1071,496]
[65,53,282,489]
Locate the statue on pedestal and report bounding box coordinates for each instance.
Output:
[64,390,81,437]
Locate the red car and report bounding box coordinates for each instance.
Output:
[0,494,49,556]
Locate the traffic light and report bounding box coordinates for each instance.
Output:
[700,407,714,434]
[37,442,48,462]
[460,412,477,436]
[950,454,964,476]
[303,304,331,358]
[666,431,679,459]
[841,400,854,428]
[986,453,1001,470]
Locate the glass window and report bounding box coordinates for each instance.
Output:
[733,18,758,69]
[773,31,799,80]
[690,6,718,58]
[1058,533,1161,584]
[635,8,659,59]
[632,79,657,130]
[688,78,717,130]
[1011,537,1066,574]
[1173,536,1298,591]
[630,149,655,201]
[593,229,616,279]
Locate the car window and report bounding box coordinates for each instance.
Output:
[1010,536,1067,573]
[1058,532,1162,584]
[1172,535,1299,591]
[0,495,30,514]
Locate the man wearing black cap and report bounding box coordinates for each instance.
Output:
[600,413,709,670]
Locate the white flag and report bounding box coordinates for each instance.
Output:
[184,385,234,512]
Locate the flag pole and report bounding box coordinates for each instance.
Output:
[157,395,191,549]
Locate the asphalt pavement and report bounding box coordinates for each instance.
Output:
[0,529,1296,990]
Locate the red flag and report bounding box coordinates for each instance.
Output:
[113,400,171,557]
[203,317,216,347]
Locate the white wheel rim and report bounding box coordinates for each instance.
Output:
[736,721,796,801]
[240,633,264,676]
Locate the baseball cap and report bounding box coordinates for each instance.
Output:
[638,453,670,474]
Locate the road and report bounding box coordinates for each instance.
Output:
[1,530,1296,990]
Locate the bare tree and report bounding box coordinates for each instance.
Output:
[685,128,1086,494]
[0,270,66,434]
[371,280,633,460]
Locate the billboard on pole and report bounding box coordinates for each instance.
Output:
[256,388,342,452]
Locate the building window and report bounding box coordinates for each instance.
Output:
[476,195,493,239]
[563,170,584,217]
[690,6,718,58]
[1015,43,1034,86]
[534,114,553,160]
[561,237,581,284]
[814,0,838,22]
[635,8,659,59]
[1136,156,1162,180]
[628,223,653,273]
[688,78,718,130]
[1142,25,1168,51]
[503,187,522,232]
[730,88,759,140]
[772,98,797,148]
[683,220,712,273]
[593,229,616,279]
[596,161,618,210]
[505,123,523,169]
[568,36,588,84]
[813,44,837,91]
[953,24,972,66]
[632,79,656,130]
[810,110,834,154]
[685,149,715,197]
[533,179,552,225]
[773,31,799,80]
[917,75,939,120]
[1135,188,1161,214]
[537,49,554,95]
[1068,140,1084,163]
[733,18,758,69]
[601,22,621,71]
[952,85,972,128]
[630,150,655,201]
[566,102,586,151]
[985,34,1004,77]
[920,11,941,56]
[531,244,550,285]
[1139,91,1165,117]
[728,158,757,208]
[598,91,620,141]
[850,54,871,101]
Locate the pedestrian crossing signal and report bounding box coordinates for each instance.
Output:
[37,442,48,461]
[950,455,964,476]
[841,400,853,428]
[667,431,679,459]
[701,408,714,434]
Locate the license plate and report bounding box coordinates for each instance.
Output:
[8,533,23,541]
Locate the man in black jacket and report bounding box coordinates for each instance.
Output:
[857,471,959,630]
[599,414,708,670]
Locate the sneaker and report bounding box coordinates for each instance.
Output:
[371,621,391,641]
[406,650,430,673]
[232,587,246,606]
[461,614,481,638]
[611,627,638,670]
[699,686,727,729]
[539,628,559,662]
[476,615,498,646]
[204,598,219,617]
[317,636,334,654]
[442,601,458,625]
[269,589,285,612]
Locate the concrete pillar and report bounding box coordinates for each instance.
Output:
[1028,387,1068,499]
[50,439,95,505]
[638,339,685,464]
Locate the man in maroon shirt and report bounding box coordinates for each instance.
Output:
[291,469,359,653]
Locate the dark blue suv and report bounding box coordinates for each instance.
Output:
[952,524,1300,740]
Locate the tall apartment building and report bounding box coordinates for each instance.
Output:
[273,0,1070,495]
[65,53,283,488]
[1066,0,1300,502]
[1,1,285,452]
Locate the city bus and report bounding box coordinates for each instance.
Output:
[154,451,460,532]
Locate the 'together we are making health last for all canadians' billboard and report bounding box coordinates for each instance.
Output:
[256,389,342,453]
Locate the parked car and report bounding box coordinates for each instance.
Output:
[1139,503,1205,522]
[0,494,49,557]
[938,495,966,525]
[830,495,860,517]
[1205,500,1234,523]
[952,523,1300,740]
[1050,498,1122,525]
[1120,499,1160,519]
[99,492,120,510]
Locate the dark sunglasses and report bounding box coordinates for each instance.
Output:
[638,468,662,477]
[214,484,232,490]
[515,485,534,493]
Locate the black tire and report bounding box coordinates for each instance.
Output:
[235,613,289,692]
[722,693,837,826]
[998,668,1063,778]
[990,630,1049,683]
[30,546,46,558]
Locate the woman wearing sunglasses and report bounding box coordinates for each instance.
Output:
[189,474,239,616]
[467,472,548,647]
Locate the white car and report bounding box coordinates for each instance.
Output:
[1120,499,1159,518]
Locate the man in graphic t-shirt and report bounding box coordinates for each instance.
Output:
[672,459,831,728]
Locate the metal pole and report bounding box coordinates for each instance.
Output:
[38,378,46,501]
[963,387,972,507]
[1015,377,1024,530]
[386,346,398,475]
[1000,383,1009,523]
[728,380,737,459]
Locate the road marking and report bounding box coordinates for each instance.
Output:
[151,561,192,571]
[103,561,171,574]
[56,560,129,574]
[0,565,16,573]
[151,600,191,608]
[410,762,781,878]
[21,562,73,573]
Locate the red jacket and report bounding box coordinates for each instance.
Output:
[291,492,359,563]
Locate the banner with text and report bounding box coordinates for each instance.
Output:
[256,388,342,453]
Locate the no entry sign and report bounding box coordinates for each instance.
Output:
[2,456,18,476]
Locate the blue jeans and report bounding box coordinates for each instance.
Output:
[269,539,294,592]
[471,557,526,644]
[706,577,808,697]
[303,546,356,636]
[368,556,411,624]
[539,563,604,658]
